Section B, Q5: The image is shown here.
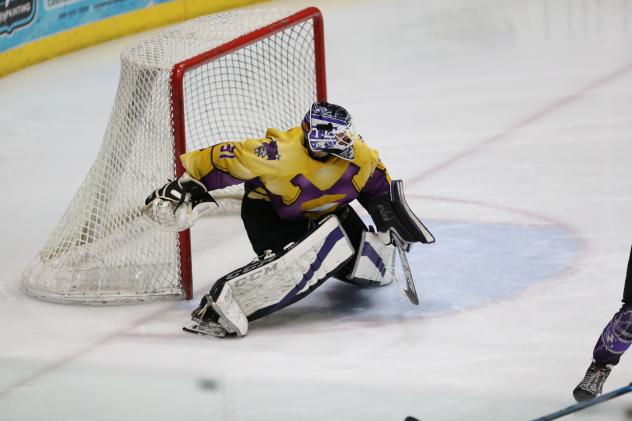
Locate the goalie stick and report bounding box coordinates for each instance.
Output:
[530,383,632,421]
[390,233,419,306]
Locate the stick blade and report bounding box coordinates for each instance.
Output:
[395,238,419,305]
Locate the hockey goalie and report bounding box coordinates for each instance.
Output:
[144,102,434,337]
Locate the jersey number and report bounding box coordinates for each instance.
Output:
[219,144,236,159]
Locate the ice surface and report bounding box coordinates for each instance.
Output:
[1,0,632,420]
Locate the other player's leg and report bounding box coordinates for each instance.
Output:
[574,245,632,401]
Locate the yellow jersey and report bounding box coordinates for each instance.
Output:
[180,127,391,220]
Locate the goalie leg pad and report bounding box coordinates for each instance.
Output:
[209,215,354,324]
[211,284,249,337]
[185,293,233,338]
[346,231,396,287]
[186,286,249,338]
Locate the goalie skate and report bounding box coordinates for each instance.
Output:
[182,320,230,338]
[183,287,247,337]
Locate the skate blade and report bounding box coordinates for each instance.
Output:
[182,321,227,338]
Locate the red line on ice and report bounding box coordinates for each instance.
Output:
[407,61,632,186]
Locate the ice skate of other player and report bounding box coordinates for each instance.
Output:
[573,245,632,401]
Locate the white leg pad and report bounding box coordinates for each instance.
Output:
[213,215,354,320]
[346,231,396,287]
[210,284,249,337]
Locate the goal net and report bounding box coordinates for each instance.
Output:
[22,7,326,304]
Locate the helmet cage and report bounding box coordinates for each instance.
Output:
[303,103,355,160]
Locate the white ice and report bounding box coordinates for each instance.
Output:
[1,0,632,420]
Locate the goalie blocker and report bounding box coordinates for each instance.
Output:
[363,179,435,247]
[360,179,435,305]
[344,178,435,288]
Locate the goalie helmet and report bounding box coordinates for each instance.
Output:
[301,102,355,160]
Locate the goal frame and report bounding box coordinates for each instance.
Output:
[172,7,327,299]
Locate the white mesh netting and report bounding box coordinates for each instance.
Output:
[22,8,321,304]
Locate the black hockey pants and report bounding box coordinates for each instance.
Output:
[620,245,632,304]
[240,195,367,280]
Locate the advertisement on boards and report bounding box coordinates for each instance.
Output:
[1,0,173,52]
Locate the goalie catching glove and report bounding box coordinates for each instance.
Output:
[143,172,218,232]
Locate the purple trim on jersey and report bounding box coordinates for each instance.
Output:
[269,227,345,312]
[266,163,362,220]
[362,241,386,276]
[360,167,390,198]
[200,169,245,191]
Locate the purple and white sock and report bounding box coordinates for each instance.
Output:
[593,303,632,366]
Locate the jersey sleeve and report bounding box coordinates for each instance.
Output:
[358,158,392,207]
[180,137,279,191]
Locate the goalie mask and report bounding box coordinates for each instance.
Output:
[302,102,355,160]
